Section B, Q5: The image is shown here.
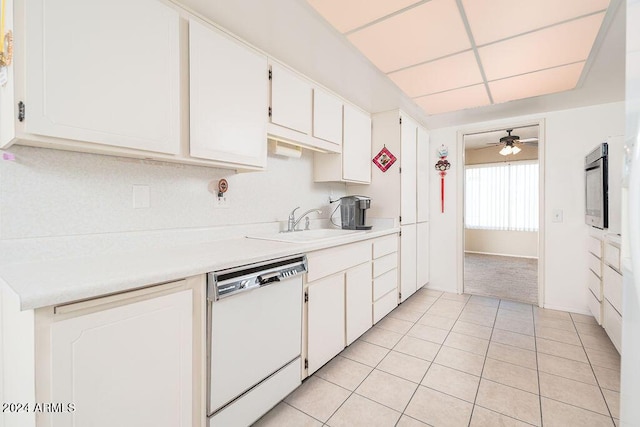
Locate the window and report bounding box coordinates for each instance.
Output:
[465,161,539,232]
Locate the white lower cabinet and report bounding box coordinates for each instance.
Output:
[34,277,205,427]
[400,224,418,302]
[304,234,399,376]
[346,262,373,345]
[306,273,345,374]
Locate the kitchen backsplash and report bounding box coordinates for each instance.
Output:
[0,146,346,240]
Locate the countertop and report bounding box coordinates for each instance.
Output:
[0,226,399,311]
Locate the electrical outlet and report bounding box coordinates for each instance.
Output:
[214,195,230,209]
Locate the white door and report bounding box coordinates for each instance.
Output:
[343,104,372,183]
[417,222,430,288]
[417,126,430,223]
[307,274,345,374]
[312,88,342,146]
[400,224,418,302]
[189,19,268,168]
[25,0,180,154]
[270,63,312,135]
[400,116,418,225]
[50,290,193,427]
[346,262,373,345]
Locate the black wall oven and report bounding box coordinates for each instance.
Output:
[585,143,608,229]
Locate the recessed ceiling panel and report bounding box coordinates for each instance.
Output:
[306,0,422,34]
[347,0,471,73]
[414,84,490,115]
[489,62,584,104]
[479,13,604,81]
[388,51,483,97]
[462,0,610,46]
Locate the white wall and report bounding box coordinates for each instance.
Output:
[429,101,625,314]
[465,229,538,258]
[0,146,345,240]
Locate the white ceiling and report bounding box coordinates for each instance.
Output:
[307,0,620,117]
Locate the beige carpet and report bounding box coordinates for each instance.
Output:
[464,253,538,305]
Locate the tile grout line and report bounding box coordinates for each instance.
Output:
[569,313,618,424]
[532,304,544,427]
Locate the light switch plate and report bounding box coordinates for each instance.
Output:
[552,209,563,223]
[132,185,150,209]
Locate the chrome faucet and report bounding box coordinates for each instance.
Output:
[286,207,322,232]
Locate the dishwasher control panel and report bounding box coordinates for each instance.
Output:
[207,255,307,300]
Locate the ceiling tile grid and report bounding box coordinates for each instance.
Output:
[306,0,613,116]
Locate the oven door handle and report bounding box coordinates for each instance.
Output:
[257,272,281,286]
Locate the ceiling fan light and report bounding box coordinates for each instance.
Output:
[500,145,512,156]
[511,146,522,155]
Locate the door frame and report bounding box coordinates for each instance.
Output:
[455,119,546,307]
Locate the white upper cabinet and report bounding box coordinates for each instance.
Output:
[400,115,418,225]
[189,19,268,168]
[314,103,371,183]
[312,88,342,146]
[24,0,180,154]
[343,104,372,183]
[417,126,430,223]
[270,63,312,135]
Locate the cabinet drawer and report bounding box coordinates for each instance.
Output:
[603,300,622,353]
[373,253,398,278]
[373,235,398,259]
[588,270,602,301]
[307,241,370,282]
[588,236,602,258]
[373,290,398,324]
[374,268,398,301]
[604,243,621,272]
[588,252,602,278]
[588,289,602,325]
[603,265,623,314]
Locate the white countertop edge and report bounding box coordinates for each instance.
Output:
[1,226,400,311]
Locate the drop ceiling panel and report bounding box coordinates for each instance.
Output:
[479,13,604,81]
[414,84,490,115]
[347,0,471,73]
[388,51,483,97]
[462,0,610,46]
[489,62,584,103]
[307,0,422,33]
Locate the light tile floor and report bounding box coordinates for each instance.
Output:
[254,288,621,427]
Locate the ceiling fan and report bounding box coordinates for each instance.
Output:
[489,129,538,156]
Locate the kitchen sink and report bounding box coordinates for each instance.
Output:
[246,228,363,243]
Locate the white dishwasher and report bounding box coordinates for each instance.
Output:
[206,254,306,427]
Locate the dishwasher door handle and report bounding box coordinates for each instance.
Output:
[258,272,281,286]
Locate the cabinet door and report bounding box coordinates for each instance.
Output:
[343,104,372,183]
[400,116,418,224]
[270,63,312,135]
[307,274,345,374]
[346,262,373,345]
[25,0,180,154]
[417,126,430,222]
[189,19,268,168]
[313,88,342,146]
[50,290,193,427]
[0,0,14,148]
[400,224,417,302]
[417,222,430,288]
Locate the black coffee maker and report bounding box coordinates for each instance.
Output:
[339,196,372,230]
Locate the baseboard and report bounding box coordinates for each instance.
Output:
[464,250,538,260]
[542,303,591,316]
[420,283,456,293]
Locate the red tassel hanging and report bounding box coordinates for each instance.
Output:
[434,145,451,213]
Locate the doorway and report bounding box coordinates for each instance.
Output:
[461,124,542,305]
